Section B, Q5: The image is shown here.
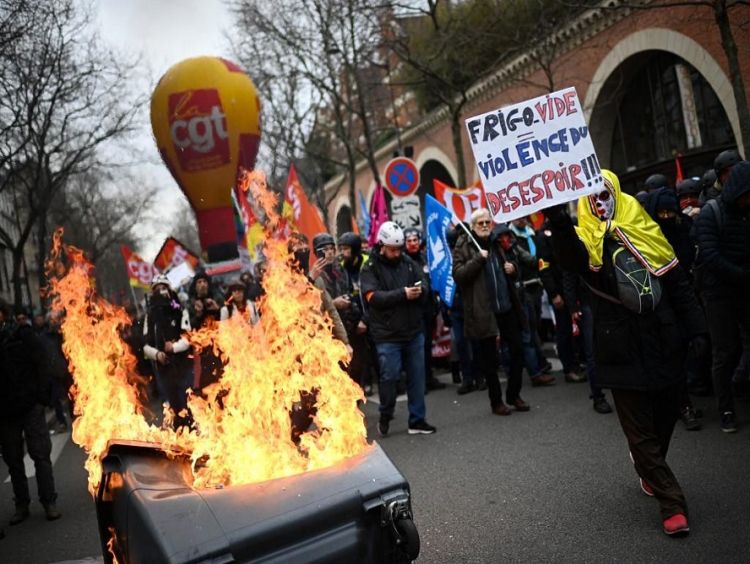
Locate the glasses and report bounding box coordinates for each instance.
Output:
[475,220,492,227]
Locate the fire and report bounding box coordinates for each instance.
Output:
[47,170,369,493]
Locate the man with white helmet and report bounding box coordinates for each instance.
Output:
[360,221,437,436]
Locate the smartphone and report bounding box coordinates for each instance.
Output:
[315,248,326,259]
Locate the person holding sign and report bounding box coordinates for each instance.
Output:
[452,209,528,416]
[544,170,708,537]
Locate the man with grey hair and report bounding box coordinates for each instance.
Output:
[452,208,528,415]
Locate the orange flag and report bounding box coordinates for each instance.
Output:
[120,245,159,289]
[283,164,328,248]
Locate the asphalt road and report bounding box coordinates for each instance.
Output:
[1,367,748,563]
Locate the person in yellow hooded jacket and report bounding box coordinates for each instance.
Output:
[545,170,707,538]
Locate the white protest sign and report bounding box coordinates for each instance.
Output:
[465,87,603,222]
[390,194,423,230]
[165,260,195,290]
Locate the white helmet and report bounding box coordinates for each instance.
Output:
[377,221,404,246]
[151,274,172,291]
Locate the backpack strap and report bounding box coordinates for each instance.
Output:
[707,198,724,232]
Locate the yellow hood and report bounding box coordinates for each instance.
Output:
[575,170,678,276]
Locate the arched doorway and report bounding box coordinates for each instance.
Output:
[589,51,735,193]
[335,205,354,238]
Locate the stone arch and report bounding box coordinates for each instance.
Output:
[584,28,742,159]
[415,146,458,186]
[335,205,354,238]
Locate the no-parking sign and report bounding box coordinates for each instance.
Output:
[384,157,420,197]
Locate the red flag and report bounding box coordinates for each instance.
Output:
[120,245,159,289]
[283,164,328,247]
[675,154,684,184]
[153,237,200,272]
[367,184,389,246]
[432,178,486,223]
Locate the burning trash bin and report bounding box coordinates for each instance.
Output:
[96,440,420,563]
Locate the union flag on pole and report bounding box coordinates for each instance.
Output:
[120,245,159,289]
[282,164,328,248]
[432,178,486,224]
[153,237,200,273]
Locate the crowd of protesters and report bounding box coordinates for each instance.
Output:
[1,149,748,540]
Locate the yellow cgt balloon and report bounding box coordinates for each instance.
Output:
[151,56,261,261]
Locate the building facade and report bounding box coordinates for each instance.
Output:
[324,1,750,234]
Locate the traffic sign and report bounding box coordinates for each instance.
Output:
[384,157,420,197]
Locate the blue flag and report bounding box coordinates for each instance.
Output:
[425,194,456,307]
[358,191,371,236]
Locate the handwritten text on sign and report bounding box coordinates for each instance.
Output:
[465,87,602,221]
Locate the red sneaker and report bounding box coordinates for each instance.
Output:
[663,513,689,536]
[640,478,654,497]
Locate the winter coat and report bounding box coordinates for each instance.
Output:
[645,187,697,272]
[314,263,362,334]
[536,221,565,301]
[360,251,426,343]
[143,292,191,362]
[549,211,706,391]
[694,161,750,300]
[0,323,50,418]
[452,231,524,340]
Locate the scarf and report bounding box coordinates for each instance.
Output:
[509,224,536,257]
[575,169,678,276]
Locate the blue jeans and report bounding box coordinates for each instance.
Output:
[376,333,426,425]
[521,297,542,377]
[450,311,474,386]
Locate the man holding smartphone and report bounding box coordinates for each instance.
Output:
[361,221,437,436]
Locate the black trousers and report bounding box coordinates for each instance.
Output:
[0,404,58,508]
[704,296,750,414]
[611,384,686,520]
[347,330,370,390]
[471,310,524,408]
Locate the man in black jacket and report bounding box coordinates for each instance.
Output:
[536,220,586,383]
[694,161,750,433]
[361,221,436,436]
[0,299,62,525]
[452,210,529,415]
[546,170,707,537]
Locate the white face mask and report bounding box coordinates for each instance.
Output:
[592,189,615,220]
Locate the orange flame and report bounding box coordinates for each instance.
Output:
[47,170,369,493]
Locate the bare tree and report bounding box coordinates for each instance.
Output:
[227,0,387,223]
[170,198,202,256]
[0,0,142,307]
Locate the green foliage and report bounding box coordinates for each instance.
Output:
[396,0,593,111]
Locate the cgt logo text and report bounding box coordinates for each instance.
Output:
[168,89,230,170]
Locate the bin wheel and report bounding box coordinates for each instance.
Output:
[395,517,420,560]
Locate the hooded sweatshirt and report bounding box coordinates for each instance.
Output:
[695,161,750,297]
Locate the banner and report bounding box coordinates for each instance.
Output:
[432,178,486,224]
[283,164,328,249]
[153,237,200,273]
[425,195,456,307]
[120,245,159,289]
[465,87,601,222]
[233,181,265,263]
[368,184,389,247]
